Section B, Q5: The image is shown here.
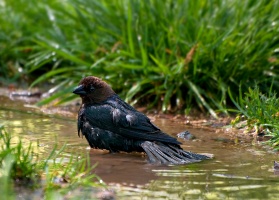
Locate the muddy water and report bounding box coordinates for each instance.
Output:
[1,95,279,199]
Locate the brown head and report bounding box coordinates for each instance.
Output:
[73,76,115,104]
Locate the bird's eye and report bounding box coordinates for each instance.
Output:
[89,85,95,92]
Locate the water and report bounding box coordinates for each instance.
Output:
[1,95,279,199]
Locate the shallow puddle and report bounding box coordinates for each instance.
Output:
[1,95,279,199]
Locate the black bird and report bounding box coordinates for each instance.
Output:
[73,76,209,165]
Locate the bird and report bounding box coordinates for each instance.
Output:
[73,76,209,165]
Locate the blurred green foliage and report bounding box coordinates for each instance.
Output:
[0,0,279,116]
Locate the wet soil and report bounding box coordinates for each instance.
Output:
[1,94,279,199]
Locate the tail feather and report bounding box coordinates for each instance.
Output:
[168,144,210,160]
[141,141,209,165]
[180,149,209,160]
[148,143,184,164]
[143,144,177,164]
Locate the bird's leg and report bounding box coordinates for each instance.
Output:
[109,149,119,153]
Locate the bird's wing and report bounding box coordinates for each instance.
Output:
[84,97,180,145]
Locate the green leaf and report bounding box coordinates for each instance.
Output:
[30,68,73,88]
[187,80,218,118]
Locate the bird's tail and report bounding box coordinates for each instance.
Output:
[141,141,210,165]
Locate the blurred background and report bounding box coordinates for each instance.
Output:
[1,0,279,115]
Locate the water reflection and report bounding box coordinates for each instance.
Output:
[1,95,279,199]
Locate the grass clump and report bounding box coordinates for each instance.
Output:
[0,125,105,198]
[230,87,279,150]
[0,125,38,198]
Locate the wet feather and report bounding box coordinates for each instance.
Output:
[73,76,209,164]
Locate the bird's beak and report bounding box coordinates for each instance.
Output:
[73,85,86,95]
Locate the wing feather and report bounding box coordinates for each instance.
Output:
[84,96,180,145]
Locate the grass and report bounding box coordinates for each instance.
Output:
[1,0,279,116]
[0,125,105,199]
[230,86,279,149]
